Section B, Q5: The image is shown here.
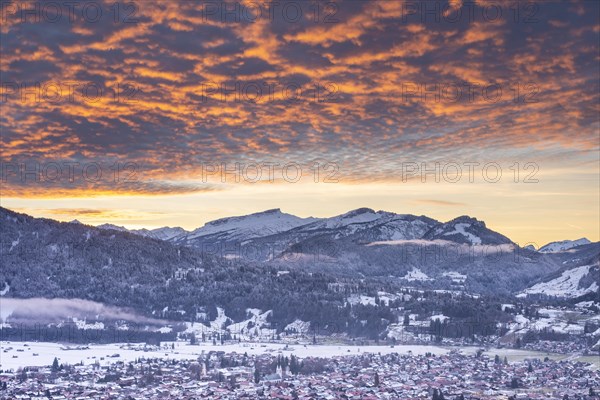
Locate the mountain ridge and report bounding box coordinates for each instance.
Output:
[96,223,189,241]
[538,238,592,253]
[1,206,598,303]
[20,207,597,253]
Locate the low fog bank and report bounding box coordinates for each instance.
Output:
[0,297,167,326]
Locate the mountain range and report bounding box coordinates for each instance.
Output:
[1,206,598,329]
[96,223,188,241]
[94,207,588,255]
[92,208,502,246]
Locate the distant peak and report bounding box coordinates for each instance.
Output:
[343,208,376,217]
[97,223,128,231]
[207,208,285,226]
[258,208,282,214]
[539,238,592,253]
[452,215,478,221]
[70,219,83,224]
[448,215,484,226]
[544,237,590,246]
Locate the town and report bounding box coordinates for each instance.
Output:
[1,347,599,399]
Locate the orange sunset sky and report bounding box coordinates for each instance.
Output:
[1,0,598,246]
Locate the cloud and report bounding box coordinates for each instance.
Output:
[43,208,120,217]
[1,0,598,197]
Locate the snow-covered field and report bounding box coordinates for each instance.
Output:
[403,268,432,281]
[503,307,597,336]
[442,271,467,283]
[0,341,449,370]
[3,340,597,371]
[346,291,407,306]
[517,264,599,298]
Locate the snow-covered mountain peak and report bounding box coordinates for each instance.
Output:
[205,208,283,227]
[187,209,318,241]
[448,215,485,227]
[97,223,188,241]
[294,208,387,232]
[97,223,129,232]
[69,219,83,225]
[141,227,188,241]
[424,215,511,245]
[289,209,437,242]
[539,238,592,253]
[321,208,384,228]
[260,208,282,214]
[342,207,376,218]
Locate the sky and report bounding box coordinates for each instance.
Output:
[1,0,599,246]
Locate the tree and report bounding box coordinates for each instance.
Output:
[403,314,410,326]
[190,333,197,345]
[528,363,533,373]
[52,357,60,372]
[494,355,500,364]
[374,372,380,386]
[254,367,261,384]
[289,355,300,375]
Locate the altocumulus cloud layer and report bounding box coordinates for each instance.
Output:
[1,0,598,196]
